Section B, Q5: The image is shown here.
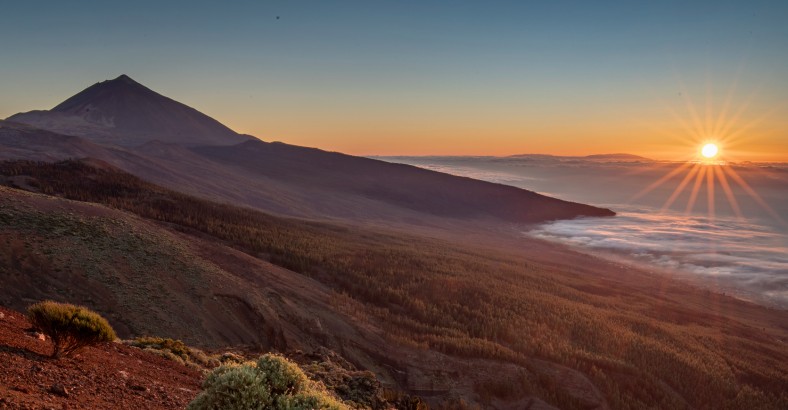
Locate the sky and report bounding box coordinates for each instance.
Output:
[1,0,787,160]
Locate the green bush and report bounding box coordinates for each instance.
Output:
[188,354,349,410]
[27,300,116,358]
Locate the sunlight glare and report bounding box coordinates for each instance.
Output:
[701,143,719,158]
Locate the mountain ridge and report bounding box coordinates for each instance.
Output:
[2,74,615,227]
[505,152,653,161]
[194,139,615,222]
[7,74,252,147]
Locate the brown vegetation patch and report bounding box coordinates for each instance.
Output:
[1,160,786,409]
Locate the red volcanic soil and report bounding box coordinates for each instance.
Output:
[0,306,202,410]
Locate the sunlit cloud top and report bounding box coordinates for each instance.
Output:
[1,0,787,159]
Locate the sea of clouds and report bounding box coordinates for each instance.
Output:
[531,207,788,307]
[378,155,788,308]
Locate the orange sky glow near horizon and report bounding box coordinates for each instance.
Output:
[165,69,787,162]
[3,73,785,162]
[214,89,788,162]
[2,2,786,162]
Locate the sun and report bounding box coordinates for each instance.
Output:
[701,143,719,159]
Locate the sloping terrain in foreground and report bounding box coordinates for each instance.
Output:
[0,306,202,409]
[0,178,569,409]
[1,161,787,409]
[0,306,429,410]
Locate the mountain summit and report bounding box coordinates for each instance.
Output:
[7,75,252,147]
[2,73,615,225]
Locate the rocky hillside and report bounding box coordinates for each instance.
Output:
[0,306,202,409]
[0,306,427,410]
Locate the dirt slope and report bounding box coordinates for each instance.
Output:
[0,306,202,409]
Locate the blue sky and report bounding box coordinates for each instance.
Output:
[2,1,787,158]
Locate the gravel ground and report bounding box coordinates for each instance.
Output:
[0,306,202,409]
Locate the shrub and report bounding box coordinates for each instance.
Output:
[188,354,349,410]
[300,357,389,409]
[131,336,191,359]
[219,352,246,364]
[27,301,116,358]
[126,337,220,370]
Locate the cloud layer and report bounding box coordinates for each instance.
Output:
[529,208,788,308]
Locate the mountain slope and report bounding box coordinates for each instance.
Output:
[193,140,615,223]
[1,160,786,409]
[1,118,615,225]
[6,75,251,147]
[0,120,112,161]
[3,75,615,225]
[0,164,607,408]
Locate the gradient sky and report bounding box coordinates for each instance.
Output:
[1,1,787,160]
